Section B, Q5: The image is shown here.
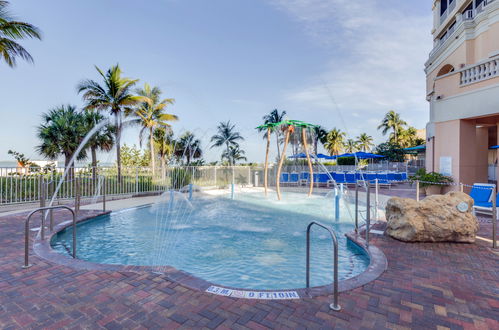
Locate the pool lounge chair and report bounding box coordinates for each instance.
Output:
[280,172,290,184]
[375,173,391,188]
[470,183,498,218]
[299,172,310,185]
[289,172,300,185]
[334,172,347,184]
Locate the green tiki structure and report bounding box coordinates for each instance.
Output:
[256,120,319,201]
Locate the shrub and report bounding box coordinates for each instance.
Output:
[410,168,453,188]
[170,168,192,190]
[337,157,355,165]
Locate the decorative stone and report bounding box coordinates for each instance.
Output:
[385,191,479,243]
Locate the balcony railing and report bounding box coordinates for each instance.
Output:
[460,57,499,85]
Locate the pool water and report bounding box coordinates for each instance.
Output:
[51,192,369,290]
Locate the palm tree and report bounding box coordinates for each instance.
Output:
[153,127,175,179]
[174,132,202,165]
[0,1,41,67]
[222,145,247,165]
[344,139,358,153]
[210,121,244,162]
[357,133,374,152]
[36,105,87,178]
[131,83,177,174]
[324,128,346,156]
[82,111,114,181]
[395,126,423,148]
[313,126,328,156]
[378,110,407,144]
[77,64,142,181]
[259,109,286,159]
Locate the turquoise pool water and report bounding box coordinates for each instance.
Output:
[51,192,369,290]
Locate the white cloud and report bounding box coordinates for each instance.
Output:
[268,0,433,143]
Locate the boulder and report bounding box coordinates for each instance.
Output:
[385,191,479,243]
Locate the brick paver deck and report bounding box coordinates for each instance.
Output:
[0,208,498,329]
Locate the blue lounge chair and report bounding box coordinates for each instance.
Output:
[387,173,397,183]
[300,172,310,185]
[400,172,408,181]
[471,183,498,218]
[280,173,290,184]
[366,173,377,183]
[289,173,300,185]
[316,173,331,187]
[345,173,356,185]
[334,172,347,184]
[376,173,391,187]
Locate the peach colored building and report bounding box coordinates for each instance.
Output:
[426,0,499,187]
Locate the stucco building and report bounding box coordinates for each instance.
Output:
[425,0,499,186]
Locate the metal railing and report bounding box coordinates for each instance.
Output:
[23,205,76,269]
[306,221,340,311]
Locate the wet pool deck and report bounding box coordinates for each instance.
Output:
[0,196,498,329]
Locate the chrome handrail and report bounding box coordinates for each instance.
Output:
[306,221,341,311]
[23,205,76,269]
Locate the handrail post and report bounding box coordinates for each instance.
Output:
[306,221,340,311]
[416,180,420,202]
[23,205,76,269]
[374,178,379,221]
[366,183,371,247]
[493,185,497,249]
[355,181,359,233]
[75,177,81,216]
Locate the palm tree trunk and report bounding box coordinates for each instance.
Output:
[91,146,97,182]
[264,127,271,196]
[302,128,314,197]
[150,127,155,175]
[276,127,291,201]
[161,156,166,181]
[115,113,122,183]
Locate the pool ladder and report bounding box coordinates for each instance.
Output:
[306,221,341,311]
[23,205,77,269]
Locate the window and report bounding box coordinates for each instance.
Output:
[437,64,455,77]
[441,0,448,15]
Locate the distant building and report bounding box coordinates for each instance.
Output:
[425,0,499,185]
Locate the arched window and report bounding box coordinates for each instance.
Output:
[437,64,455,77]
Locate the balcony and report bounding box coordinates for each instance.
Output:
[440,0,457,24]
[460,57,499,85]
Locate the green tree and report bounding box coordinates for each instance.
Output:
[324,128,346,156]
[258,109,286,159]
[153,127,174,178]
[356,133,374,152]
[0,1,41,67]
[378,110,407,144]
[374,142,405,162]
[394,126,424,148]
[313,126,328,156]
[77,64,142,181]
[131,83,177,174]
[344,139,358,153]
[222,145,247,165]
[174,132,202,165]
[82,111,114,180]
[210,121,244,162]
[36,105,88,177]
[120,144,150,167]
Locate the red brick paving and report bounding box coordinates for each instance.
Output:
[0,208,498,329]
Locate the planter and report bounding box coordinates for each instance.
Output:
[424,185,442,196]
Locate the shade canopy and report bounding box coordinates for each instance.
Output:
[332,152,385,159]
[288,153,334,159]
[404,145,426,151]
[489,145,499,149]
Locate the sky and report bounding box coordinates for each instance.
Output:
[0,0,433,164]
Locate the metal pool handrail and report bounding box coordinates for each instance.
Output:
[306,221,341,311]
[23,205,76,269]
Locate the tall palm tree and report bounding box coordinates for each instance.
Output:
[356,133,374,152]
[324,128,346,156]
[222,145,247,165]
[153,127,175,179]
[82,111,114,181]
[131,83,177,174]
[378,110,407,144]
[313,125,328,156]
[259,109,286,159]
[344,139,358,153]
[77,64,142,181]
[174,132,202,165]
[0,1,41,68]
[395,126,423,148]
[210,121,244,162]
[36,105,88,177]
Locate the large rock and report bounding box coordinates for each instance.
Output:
[385,191,478,243]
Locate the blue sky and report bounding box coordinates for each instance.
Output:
[0,0,433,164]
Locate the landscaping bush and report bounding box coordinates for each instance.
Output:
[170,168,192,190]
[337,157,355,165]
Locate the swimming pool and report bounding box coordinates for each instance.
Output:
[51,192,369,290]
